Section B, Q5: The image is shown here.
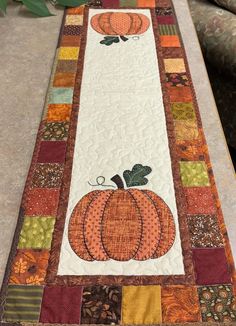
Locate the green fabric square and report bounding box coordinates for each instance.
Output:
[180,161,210,187]
[159,25,177,35]
[171,102,196,120]
[120,0,137,7]
[48,87,73,104]
[3,285,43,322]
[18,217,55,249]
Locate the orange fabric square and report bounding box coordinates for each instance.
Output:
[61,35,81,47]
[162,286,201,323]
[9,249,49,285]
[169,87,192,102]
[67,6,84,15]
[24,188,60,216]
[160,35,181,47]
[137,0,155,7]
[46,104,72,122]
[53,73,76,87]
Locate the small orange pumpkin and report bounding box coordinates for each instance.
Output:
[91,12,150,36]
[68,164,176,262]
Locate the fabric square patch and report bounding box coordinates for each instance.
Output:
[24,188,60,216]
[162,286,201,323]
[37,141,67,163]
[65,14,83,26]
[156,7,173,15]
[166,73,189,87]
[120,0,137,7]
[46,104,72,122]
[157,15,175,24]
[198,285,236,322]
[48,87,73,104]
[180,161,210,187]
[137,0,156,7]
[53,72,76,87]
[162,47,183,58]
[171,102,196,120]
[3,285,43,322]
[63,25,83,36]
[67,6,84,14]
[9,249,49,285]
[160,35,180,47]
[58,47,80,60]
[56,60,78,73]
[61,35,81,47]
[188,215,224,248]
[184,187,217,214]
[177,143,206,161]
[174,120,199,140]
[159,24,177,35]
[169,87,192,102]
[81,286,121,324]
[40,286,83,323]
[157,0,172,7]
[31,163,64,188]
[18,217,55,249]
[192,248,232,285]
[42,122,69,141]
[122,286,162,324]
[164,58,186,73]
[103,0,119,8]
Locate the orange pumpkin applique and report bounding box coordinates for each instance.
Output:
[91,12,150,45]
[68,164,176,262]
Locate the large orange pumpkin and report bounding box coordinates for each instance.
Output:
[68,165,176,262]
[91,12,150,36]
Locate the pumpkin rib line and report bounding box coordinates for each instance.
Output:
[143,190,176,258]
[142,190,163,257]
[101,190,142,261]
[129,189,161,261]
[68,191,99,261]
[90,190,114,261]
[83,190,111,261]
[81,190,101,261]
[127,13,134,35]
[98,12,109,35]
[136,13,143,35]
[109,12,120,36]
[126,189,144,260]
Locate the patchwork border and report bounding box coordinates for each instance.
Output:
[0,0,236,325]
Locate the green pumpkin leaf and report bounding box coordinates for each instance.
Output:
[123,164,152,187]
[56,0,87,6]
[0,0,7,13]
[100,36,120,46]
[21,0,54,17]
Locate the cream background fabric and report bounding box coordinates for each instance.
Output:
[58,8,185,276]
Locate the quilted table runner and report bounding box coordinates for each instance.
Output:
[1,0,236,325]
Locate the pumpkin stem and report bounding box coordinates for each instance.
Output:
[111,174,124,189]
[120,35,129,42]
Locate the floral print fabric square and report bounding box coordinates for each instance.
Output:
[81,286,122,324]
[198,285,236,322]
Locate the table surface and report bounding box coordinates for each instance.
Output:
[0,0,235,287]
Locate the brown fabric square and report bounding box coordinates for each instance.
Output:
[31,163,64,188]
[187,215,224,248]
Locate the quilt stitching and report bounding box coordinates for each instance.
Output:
[0,1,235,325]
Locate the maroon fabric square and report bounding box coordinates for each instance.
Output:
[37,141,67,163]
[184,187,216,215]
[40,286,83,323]
[157,16,175,24]
[192,248,232,285]
[24,188,60,216]
[102,0,119,8]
